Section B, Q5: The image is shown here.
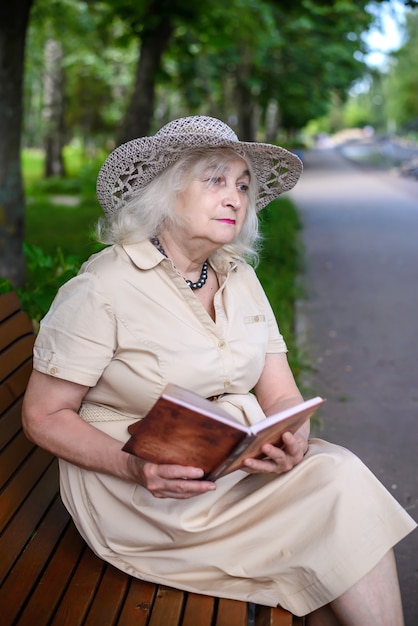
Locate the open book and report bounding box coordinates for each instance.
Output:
[122,384,325,481]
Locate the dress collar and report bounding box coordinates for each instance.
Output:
[122,240,164,270]
[122,240,239,275]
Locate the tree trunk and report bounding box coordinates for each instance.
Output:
[265,99,280,143]
[117,6,173,145]
[0,1,34,288]
[43,39,66,177]
[235,54,257,142]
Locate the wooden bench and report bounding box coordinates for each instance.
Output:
[0,291,302,626]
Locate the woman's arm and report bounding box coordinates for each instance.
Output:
[22,370,215,498]
[253,352,304,415]
[245,352,310,475]
[22,370,133,477]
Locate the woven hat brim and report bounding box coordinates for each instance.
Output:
[96,134,303,216]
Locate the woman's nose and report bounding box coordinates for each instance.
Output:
[223,184,241,209]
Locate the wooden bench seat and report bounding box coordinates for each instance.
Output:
[0,291,302,625]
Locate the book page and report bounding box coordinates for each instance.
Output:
[250,397,324,434]
[163,384,248,429]
[208,397,325,480]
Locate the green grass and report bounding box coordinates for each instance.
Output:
[21,148,44,185]
[257,198,304,378]
[0,147,108,323]
[23,146,105,261]
[18,147,305,378]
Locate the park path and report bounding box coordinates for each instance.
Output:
[288,147,418,625]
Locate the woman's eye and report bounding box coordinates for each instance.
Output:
[208,176,222,185]
[237,183,249,192]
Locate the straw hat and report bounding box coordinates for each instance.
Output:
[96,116,303,216]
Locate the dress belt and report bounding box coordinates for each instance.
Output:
[79,404,134,423]
[79,393,265,427]
[79,397,226,423]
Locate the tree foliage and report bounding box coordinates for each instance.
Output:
[386,9,418,130]
[334,4,418,134]
[24,0,413,148]
[2,0,418,287]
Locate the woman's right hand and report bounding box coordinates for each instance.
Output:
[126,455,217,499]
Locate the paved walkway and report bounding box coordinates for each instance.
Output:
[289,147,418,624]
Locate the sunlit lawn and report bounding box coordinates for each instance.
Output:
[22,145,106,261]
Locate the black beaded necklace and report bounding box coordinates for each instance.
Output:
[150,237,209,290]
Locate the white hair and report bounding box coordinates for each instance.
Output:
[96,147,262,265]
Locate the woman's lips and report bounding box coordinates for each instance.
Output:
[217,218,236,224]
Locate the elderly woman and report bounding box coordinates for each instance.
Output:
[22,116,415,625]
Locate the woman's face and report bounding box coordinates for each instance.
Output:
[171,156,250,249]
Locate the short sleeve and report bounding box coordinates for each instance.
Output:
[263,293,288,354]
[242,265,287,354]
[33,272,116,387]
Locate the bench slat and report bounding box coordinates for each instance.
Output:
[0,335,34,381]
[0,306,33,338]
[0,446,54,531]
[0,360,33,415]
[0,496,70,625]
[255,603,296,626]
[0,302,33,337]
[147,586,185,626]
[0,292,23,321]
[116,578,157,626]
[50,546,107,626]
[0,430,35,486]
[16,523,85,626]
[0,400,25,451]
[182,593,216,626]
[216,597,249,626]
[0,461,61,583]
[0,310,34,352]
[83,564,131,626]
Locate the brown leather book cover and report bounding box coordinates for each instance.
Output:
[122,384,325,480]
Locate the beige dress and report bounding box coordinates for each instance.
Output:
[33,241,416,616]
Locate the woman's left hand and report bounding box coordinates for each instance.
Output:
[242,431,308,475]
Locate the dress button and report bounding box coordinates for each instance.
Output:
[253,315,260,322]
[49,366,58,375]
[224,380,231,388]
[218,340,226,349]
